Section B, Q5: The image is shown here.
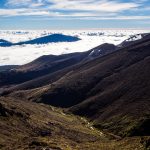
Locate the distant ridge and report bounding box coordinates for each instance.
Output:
[15,34,81,45]
[0,39,12,47]
[0,34,81,47]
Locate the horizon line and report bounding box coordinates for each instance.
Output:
[1,28,150,31]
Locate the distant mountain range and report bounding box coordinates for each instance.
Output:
[0,32,150,150]
[0,34,81,47]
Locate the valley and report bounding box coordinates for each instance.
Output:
[0,32,150,150]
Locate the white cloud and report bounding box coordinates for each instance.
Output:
[80,16,150,20]
[0,8,25,16]
[47,0,139,12]
[6,0,32,7]
[0,30,150,65]
[1,0,149,20]
[0,8,59,17]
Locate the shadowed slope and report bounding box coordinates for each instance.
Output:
[0,43,117,91]
[8,34,150,137]
[1,33,150,139]
[15,38,150,107]
[0,52,89,88]
[0,65,18,72]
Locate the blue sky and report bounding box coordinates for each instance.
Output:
[0,0,150,29]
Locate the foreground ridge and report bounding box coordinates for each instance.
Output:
[0,97,148,150]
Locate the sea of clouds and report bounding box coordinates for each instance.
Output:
[0,29,149,66]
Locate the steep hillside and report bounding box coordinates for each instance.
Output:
[0,97,148,150]
[12,36,150,106]
[1,33,150,139]
[0,52,89,88]
[0,43,117,91]
[7,33,150,137]
[0,97,102,150]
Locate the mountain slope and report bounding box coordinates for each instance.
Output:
[70,53,150,136]
[0,33,150,149]
[1,97,148,150]
[0,52,89,88]
[119,33,150,47]
[0,43,117,91]
[0,65,18,72]
[0,97,103,150]
[87,43,116,59]
[13,37,150,106]
[1,33,150,139]
[8,33,150,137]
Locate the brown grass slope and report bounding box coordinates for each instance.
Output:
[8,34,150,137]
[0,97,149,150]
[0,97,101,150]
